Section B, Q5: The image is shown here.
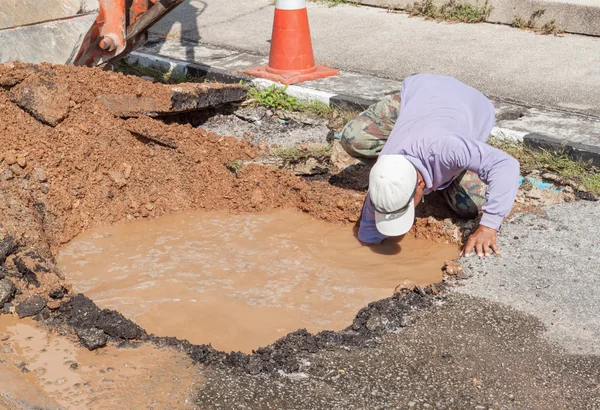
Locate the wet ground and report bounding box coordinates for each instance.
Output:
[0,315,200,409]
[57,209,457,353]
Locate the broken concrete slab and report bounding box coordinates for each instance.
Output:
[16,295,47,318]
[456,200,600,355]
[99,82,247,118]
[9,74,71,126]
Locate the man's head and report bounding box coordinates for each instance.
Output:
[369,155,424,236]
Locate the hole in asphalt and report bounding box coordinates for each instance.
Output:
[57,209,457,353]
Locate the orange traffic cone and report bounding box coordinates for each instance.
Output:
[244,0,338,85]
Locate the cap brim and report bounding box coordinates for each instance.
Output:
[374,200,415,237]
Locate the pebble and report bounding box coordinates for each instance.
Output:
[4,153,16,166]
[123,163,133,179]
[32,167,47,182]
[40,183,50,194]
[55,378,66,385]
[407,402,416,407]
[2,346,13,354]
[16,156,27,168]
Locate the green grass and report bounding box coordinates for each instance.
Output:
[113,60,195,84]
[246,85,358,131]
[511,9,564,35]
[408,0,492,23]
[225,160,245,177]
[247,85,331,115]
[247,85,307,111]
[490,137,600,194]
[540,19,563,35]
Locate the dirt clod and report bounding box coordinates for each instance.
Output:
[15,295,46,318]
[10,72,71,126]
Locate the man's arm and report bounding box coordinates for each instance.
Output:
[357,193,389,244]
[459,138,520,255]
[466,142,520,231]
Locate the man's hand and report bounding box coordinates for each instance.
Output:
[461,225,499,257]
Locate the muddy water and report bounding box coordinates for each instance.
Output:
[0,315,200,409]
[58,210,457,353]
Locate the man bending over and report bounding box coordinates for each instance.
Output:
[340,74,520,257]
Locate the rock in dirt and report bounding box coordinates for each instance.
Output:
[4,153,17,166]
[32,167,47,182]
[75,327,108,350]
[442,260,463,277]
[15,295,46,318]
[9,73,70,126]
[291,157,328,176]
[108,170,127,188]
[0,278,16,308]
[99,83,247,118]
[0,236,17,264]
[48,286,67,300]
[124,119,178,149]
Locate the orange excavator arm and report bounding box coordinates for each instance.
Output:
[74,0,185,66]
[0,0,184,67]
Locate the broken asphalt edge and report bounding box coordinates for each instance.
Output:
[127,51,600,168]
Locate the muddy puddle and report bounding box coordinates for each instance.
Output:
[0,315,200,409]
[57,210,457,353]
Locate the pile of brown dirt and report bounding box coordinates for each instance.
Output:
[0,63,368,255]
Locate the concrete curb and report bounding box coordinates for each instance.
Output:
[356,0,600,37]
[524,133,600,167]
[127,51,600,166]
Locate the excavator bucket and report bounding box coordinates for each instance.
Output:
[0,0,183,67]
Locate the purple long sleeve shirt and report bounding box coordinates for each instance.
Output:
[359,74,520,244]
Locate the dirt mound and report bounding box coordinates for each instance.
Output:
[0,62,372,354]
[0,63,364,254]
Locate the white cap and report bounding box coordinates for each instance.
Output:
[369,155,418,236]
